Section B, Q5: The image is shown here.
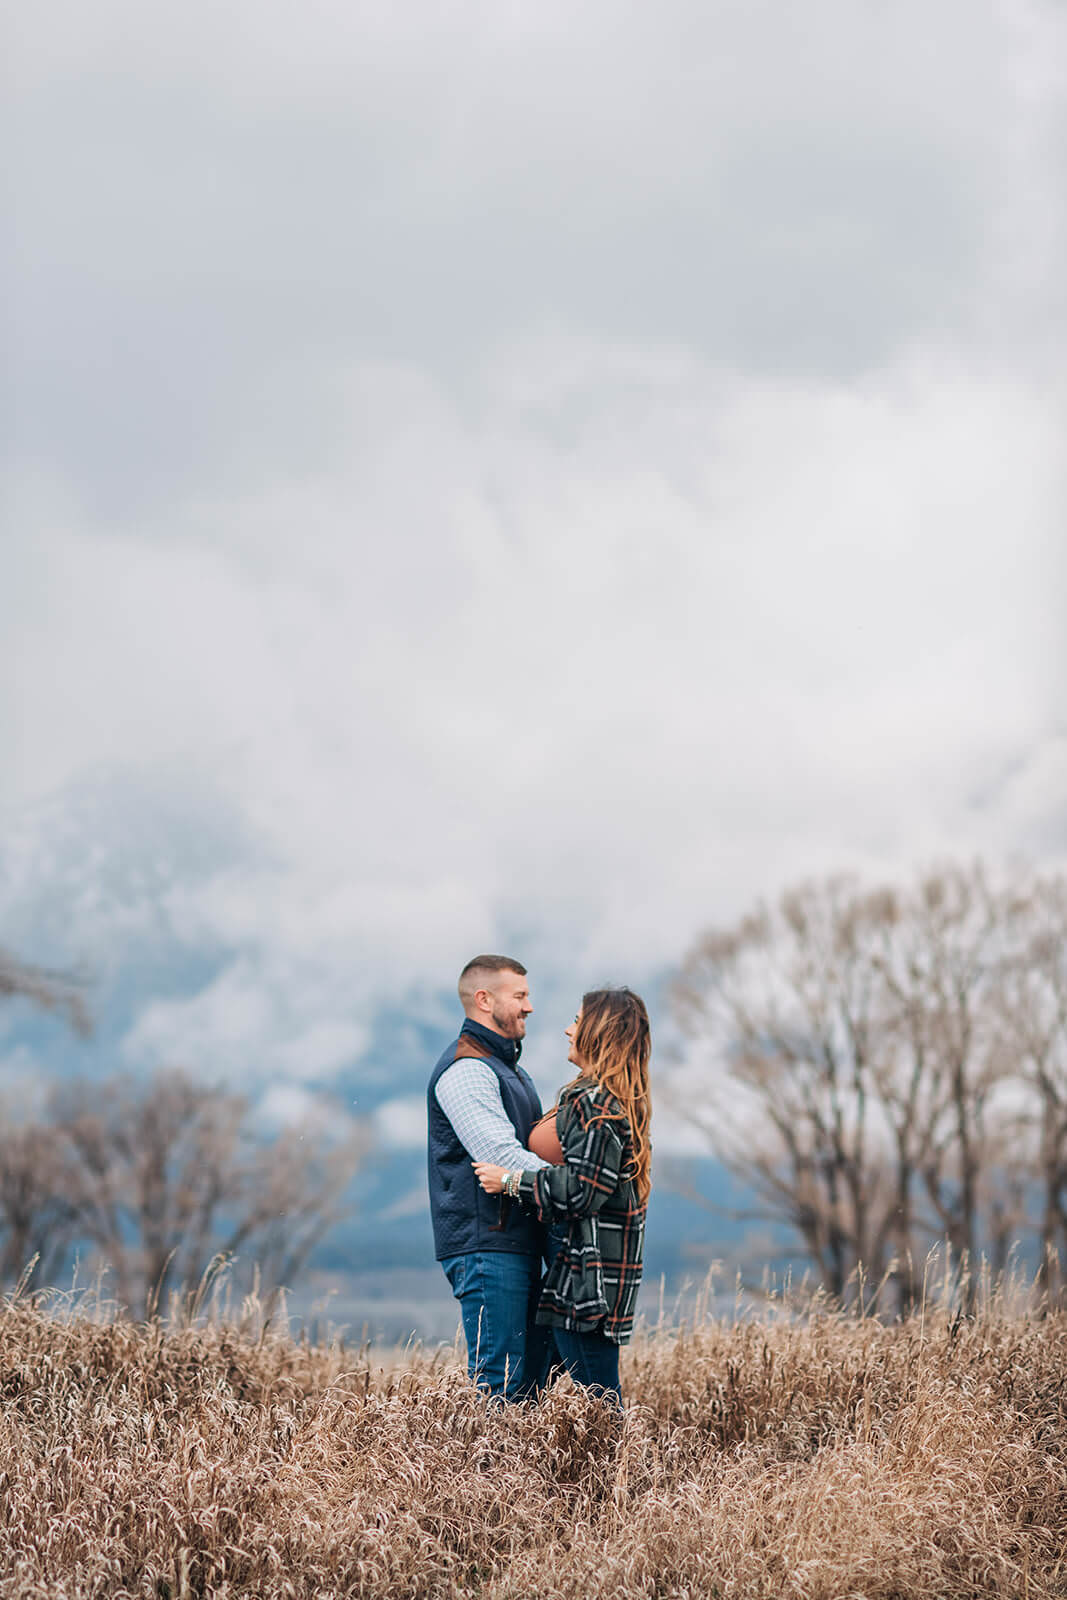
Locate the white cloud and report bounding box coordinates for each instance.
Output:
[2,1,1063,1088]
[271,1020,371,1083]
[374,1096,427,1151]
[120,956,369,1084]
[5,335,1063,1083]
[257,1082,326,1130]
[6,0,1063,517]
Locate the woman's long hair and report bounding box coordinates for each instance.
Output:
[572,987,651,1204]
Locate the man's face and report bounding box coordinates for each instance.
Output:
[485,971,533,1039]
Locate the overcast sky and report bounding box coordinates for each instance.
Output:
[3,1,1065,1117]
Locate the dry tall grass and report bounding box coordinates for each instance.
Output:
[2,1282,1065,1599]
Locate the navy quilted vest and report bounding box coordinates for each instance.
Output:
[427,1019,544,1260]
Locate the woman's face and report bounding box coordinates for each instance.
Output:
[565,1009,583,1066]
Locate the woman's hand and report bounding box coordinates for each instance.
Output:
[473,1162,508,1194]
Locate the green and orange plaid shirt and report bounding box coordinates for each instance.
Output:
[518,1078,646,1345]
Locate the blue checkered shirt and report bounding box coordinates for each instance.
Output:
[434,1059,551,1171]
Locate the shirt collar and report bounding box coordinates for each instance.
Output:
[459,1016,521,1066]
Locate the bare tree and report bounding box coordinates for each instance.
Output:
[0,948,90,1037]
[672,877,895,1303]
[671,862,1041,1310]
[1,951,364,1308]
[49,1070,366,1316]
[994,873,1067,1295]
[230,1123,368,1293]
[0,1123,79,1289]
[907,865,1012,1289]
[0,947,89,1288]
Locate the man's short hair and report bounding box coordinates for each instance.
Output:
[458,954,527,1007]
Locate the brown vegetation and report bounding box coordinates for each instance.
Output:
[2,1284,1065,1599]
[672,862,1067,1311]
[0,1072,366,1313]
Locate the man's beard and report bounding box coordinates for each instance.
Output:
[491,1008,523,1038]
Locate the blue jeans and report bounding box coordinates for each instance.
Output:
[552,1324,621,1407]
[442,1250,555,1401]
[545,1224,622,1407]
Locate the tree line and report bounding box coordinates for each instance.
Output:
[1,949,363,1315]
[671,861,1067,1311]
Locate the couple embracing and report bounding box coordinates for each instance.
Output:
[427,954,651,1406]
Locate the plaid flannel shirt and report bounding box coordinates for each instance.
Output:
[518,1078,646,1345]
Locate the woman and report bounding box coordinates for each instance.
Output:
[473,986,651,1405]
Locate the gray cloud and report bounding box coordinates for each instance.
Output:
[3,1,1064,1094]
[7,1,1062,517]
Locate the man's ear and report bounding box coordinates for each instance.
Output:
[473,987,493,1014]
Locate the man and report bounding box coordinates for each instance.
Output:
[427,954,553,1400]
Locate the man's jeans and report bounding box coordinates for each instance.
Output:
[442,1249,554,1401]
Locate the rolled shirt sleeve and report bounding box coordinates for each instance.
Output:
[434,1059,550,1170]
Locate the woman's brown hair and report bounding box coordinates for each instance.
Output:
[573,987,651,1204]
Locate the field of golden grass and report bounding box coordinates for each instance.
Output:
[2,1285,1065,1599]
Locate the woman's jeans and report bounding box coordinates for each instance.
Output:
[551,1324,621,1405]
[546,1224,622,1406]
[442,1249,555,1401]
